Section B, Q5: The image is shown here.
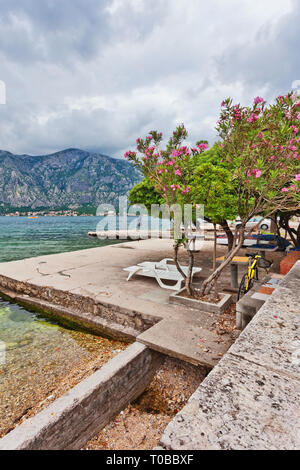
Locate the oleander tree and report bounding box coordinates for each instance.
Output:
[126,93,300,298]
[128,146,240,297]
[129,178,163,211]
[199,92,300,295]
[189,146,238,251]
[125,124,209,295]
[130,149,237,252]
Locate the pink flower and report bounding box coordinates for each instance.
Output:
[281,188,289,192]
[124,150,136,159]
[175,169,182,176]
[182,187,191,194]
[221,101,226,107]
[255,170,262,178]
[295,174,300,181]
[254,96,264,105]
[291,125,299,134]
[248,114,259,123]
[197,143,209,151]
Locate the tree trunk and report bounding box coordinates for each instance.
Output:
[220,220,234,252]
[173,243,187,280]
[200,226,245,296]
[185,249,195,296]
[213,224,219,298]
[279,215,297,247]
[213,223,217,271]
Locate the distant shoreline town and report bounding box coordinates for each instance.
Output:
[1,209,140,217]
[2,210,90,217]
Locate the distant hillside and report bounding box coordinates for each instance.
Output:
[0,148,141,211]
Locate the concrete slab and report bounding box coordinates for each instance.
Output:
[137,287,171,304]
[137,313,234,368]
[251,292,270,301]
[161,354,300,450]
[160,262,300,450]
[0,240,186,321]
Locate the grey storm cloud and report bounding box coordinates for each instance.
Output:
[0,0,299,157]
[216,0,300,94]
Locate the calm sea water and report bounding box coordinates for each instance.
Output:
[0,216,123,263]
[0,215,172,263]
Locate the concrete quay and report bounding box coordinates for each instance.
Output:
[160,261,300,450]
[0,239,236,368]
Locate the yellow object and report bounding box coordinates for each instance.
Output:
[217,256,249,264]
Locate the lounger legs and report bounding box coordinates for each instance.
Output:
[154,275,183,291]
[126,267,142,281]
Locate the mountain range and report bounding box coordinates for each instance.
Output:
[0,148,141,212]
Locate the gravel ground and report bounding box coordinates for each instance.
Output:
[83,301,238,451]
[83,357,208,451]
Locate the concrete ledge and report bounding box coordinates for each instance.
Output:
[236,279,266,330]
[0,343,163,450]
[170,290,233,314]
[0,274,159,340]
[160,261,300,450]
[0,287,139,342]
[161,354,300,450]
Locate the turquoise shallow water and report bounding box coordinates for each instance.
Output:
[0,297,126,437]
[0,216,133,435]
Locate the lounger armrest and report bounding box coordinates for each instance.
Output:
[159,258,174,265]
[156,258,175,270]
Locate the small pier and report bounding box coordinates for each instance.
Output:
[88,230,172,240]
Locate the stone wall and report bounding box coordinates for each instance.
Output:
[0,274,158,340]
[0,343,163,450]
[160,261,300,450]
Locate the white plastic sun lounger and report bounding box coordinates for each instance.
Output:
[123,258,202,291]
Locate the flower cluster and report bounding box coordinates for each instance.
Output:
[217,92,300,213]
[124,123,209,204]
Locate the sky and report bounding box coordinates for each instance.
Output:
[0,0,299,158]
